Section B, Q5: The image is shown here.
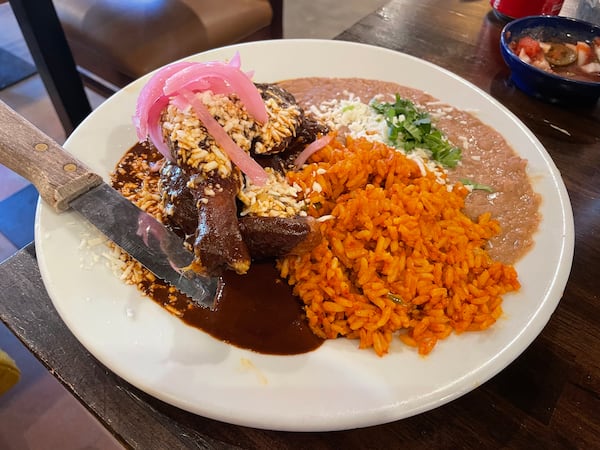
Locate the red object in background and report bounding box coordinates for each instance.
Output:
[491,0,564,20]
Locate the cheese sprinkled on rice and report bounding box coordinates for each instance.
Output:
[279,137,520,357]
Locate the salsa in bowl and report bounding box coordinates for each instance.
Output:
[500,15,600,105]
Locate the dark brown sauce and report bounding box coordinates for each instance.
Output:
[113,142,323,355]
[184,262,323,354]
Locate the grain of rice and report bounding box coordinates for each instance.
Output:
[278,136,520,356]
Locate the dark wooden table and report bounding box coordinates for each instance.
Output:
[1,0,599,448]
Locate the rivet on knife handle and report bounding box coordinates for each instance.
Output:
[0,100,102,212]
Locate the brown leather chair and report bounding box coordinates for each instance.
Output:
[53,0,282,94]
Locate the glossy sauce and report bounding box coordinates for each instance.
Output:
[183,262,323,354]
[113,143,323,355]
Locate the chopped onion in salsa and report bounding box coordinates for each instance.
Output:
[510,36,600,83]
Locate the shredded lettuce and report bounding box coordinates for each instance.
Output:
[371,95,462,168]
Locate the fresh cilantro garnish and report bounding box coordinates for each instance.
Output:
[459,179,494,193]
[371,95,462,168]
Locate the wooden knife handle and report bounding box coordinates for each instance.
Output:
[0,100,103,212]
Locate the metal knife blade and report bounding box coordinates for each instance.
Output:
[0,100,219,309]
[70,184,221,308]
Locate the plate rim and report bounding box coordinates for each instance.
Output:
[35,39,575,431]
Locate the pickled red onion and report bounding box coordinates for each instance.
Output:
[294,134,334,168]
[146,96,172,160]
[177,90,268,186]
[134,54,243,141]
[228,52,256,80]
[133,54,269,183]
[133,61,194,141]
[228,51,242,69]
[163,64,268,123]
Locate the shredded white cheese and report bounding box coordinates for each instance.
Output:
[308,95,449,184]
[310,97,388,143]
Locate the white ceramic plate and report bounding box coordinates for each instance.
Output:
[35,40,574,431]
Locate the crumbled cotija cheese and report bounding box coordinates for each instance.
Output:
[309,96,388,142]
[238,168,307,218]
[310,95,449,184]
[162,92,253,178]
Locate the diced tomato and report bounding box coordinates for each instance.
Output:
[514,36,543,59]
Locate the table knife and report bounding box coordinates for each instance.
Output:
[0,100,219,309]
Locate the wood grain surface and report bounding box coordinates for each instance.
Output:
[0,101,102,211]
[0,0,598,448]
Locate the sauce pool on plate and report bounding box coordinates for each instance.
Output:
[112,142,323,355]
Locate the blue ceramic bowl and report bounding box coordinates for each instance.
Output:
[500,15,600,105]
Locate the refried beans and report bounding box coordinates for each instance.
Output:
[277,77,541,264]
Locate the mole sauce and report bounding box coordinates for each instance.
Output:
[113,142,323,355]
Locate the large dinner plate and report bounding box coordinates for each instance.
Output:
[36,40,574,431]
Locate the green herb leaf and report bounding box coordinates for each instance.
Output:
[459,178,494,193]
[371,95,462,168]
